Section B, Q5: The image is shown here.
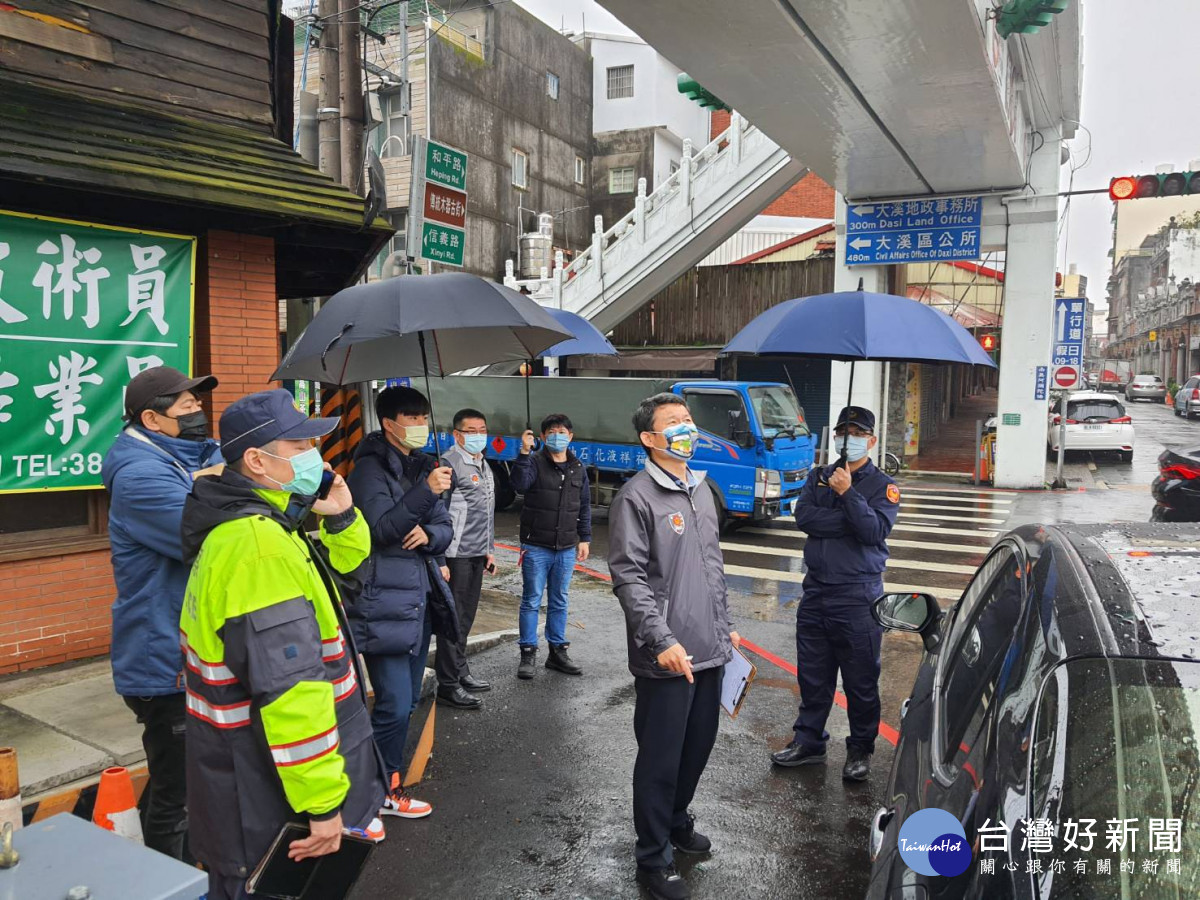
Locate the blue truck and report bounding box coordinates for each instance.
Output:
[416,376,815,528]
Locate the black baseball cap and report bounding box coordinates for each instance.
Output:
[834,406,875,433]
[125,365,218,420]
[219,388,339,462]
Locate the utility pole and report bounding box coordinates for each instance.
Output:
[338,0,365,192]
[317,0,341,183]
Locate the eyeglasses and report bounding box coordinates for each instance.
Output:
[834,428,872,438]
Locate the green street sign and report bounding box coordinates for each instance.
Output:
[1001,413,1021,426]
[421,221,465,267]
[426,139,467,191]
[0,209,196,493]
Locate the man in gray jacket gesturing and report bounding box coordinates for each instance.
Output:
[609,392,740,900]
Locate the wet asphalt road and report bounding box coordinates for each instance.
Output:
[355,403,1196,898]
[357,479,1012,899]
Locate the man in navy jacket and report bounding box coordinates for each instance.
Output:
[102,365,220,859]
[770,406,899,782]
[346,386,459,821]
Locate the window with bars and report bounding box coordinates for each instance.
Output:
[512,148,528,189]
[606,64,634,99]
[380,90,409,157]
[547,71,559,100]
[609,167,635,194]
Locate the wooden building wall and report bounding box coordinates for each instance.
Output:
[613,257,835,346]
[0,0,277,130]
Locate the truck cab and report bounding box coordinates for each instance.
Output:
[671,380,813,523]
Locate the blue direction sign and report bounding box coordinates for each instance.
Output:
[845,196,983,266]
[1052,298,1086,366]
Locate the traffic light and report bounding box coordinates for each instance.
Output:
[996,0,1070,39]
[677,73,730,112]
[980,333,999,353]
[1109,171,1200,201]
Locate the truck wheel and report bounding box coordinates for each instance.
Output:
[490,461,516,511]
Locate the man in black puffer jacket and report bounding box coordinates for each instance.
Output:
[346,386,459,822]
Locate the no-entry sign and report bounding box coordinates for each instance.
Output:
[1053,365,1080,389]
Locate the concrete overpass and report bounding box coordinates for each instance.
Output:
[599,0,1083,488]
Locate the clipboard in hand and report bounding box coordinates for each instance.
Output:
[720,647,757,718]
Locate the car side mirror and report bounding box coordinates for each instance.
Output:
[872,592,943,652]
[727,409,753,448]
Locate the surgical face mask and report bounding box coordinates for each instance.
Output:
[651,422,698,460]
[838,434,871,463]
[462,433,488,455]
[392,422,429,449]
[544,432,571,452]
[165,410,209,442]
[260,446,324,495]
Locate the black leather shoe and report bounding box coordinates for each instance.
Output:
[636,863,691,900]
[771,742,826,767]
[436,686,483,710]
[670,813,712,855]
[460,675,492,693]
[545,643,583,676]
[843,748,872,782]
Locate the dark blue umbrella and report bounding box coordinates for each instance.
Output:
[539,308,618,358]
[721,288,996,465]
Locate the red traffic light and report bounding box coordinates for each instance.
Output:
[1109,176,1137,201]
[980,333,998,352]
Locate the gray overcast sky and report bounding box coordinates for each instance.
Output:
[1062,0,1200,309]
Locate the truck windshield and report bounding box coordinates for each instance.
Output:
[749,386,810,439]
[1030,657,1200,899]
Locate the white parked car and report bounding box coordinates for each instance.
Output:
[1047,391,1134,463]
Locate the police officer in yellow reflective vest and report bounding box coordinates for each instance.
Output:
[180,390,387,900]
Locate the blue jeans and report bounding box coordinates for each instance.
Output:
[520,544,576,648]
[363,611,433,780]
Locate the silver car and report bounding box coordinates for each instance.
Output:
[1176,375,1200,418]
[1126,374,1167,402]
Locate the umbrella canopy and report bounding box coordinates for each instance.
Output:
[272,272,573,384]
[720,290,997,368]
[539,308,619,358]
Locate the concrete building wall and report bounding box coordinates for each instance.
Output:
[591,127,655,232]
[578,33,708,147]
[1112,196,1200,265]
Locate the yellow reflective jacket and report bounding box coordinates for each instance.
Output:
[179,469,386,878]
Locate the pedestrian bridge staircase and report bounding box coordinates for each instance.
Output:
[466,113,806,374]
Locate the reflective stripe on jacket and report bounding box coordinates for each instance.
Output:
[179,470,385,878]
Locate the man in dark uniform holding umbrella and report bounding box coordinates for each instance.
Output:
[770,406,899,781]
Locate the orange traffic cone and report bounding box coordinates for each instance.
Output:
[92,766,143,843]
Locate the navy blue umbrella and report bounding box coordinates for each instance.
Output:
[539,308,619,358]
[721,288,997,465]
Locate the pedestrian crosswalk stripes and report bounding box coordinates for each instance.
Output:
[734,528,988,556]
[898,491,1013,505]
[895,484,1013,499]
[720,541,979,575]
[898,510,1008,525]
[770,517,999,538]
[722,563,959,601]
[893,501,1012,515]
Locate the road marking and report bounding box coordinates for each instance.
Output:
[770,517,998,538]
[721,542,978,575]
[895,501,1013,516]
[899,511,1008,525]
[723,563,957,600]
[896,490,1013,505]
[897,484,1017,497]
[737,529,990,555]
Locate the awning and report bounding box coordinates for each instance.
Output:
[567,347,721,372]
[0,78,392,298]
[907,286,1001,329]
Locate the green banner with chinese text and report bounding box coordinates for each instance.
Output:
[0,210,196,493]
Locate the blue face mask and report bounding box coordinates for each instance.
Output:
[839,434,871,463]
[544,432,571,452]
[462,433,488,455]
[262,446,325,496]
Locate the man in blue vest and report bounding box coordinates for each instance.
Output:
[103,365,221,859]
[771,406,899,782]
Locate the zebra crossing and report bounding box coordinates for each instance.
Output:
[720,483,1014,603]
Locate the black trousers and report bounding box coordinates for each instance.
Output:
[123,693,190,861]
[632,666,723,870]
[435,555,486,688]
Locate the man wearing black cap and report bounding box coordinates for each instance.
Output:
[102,365,220,860]
[770,405,899,782]
[179,388,387,900]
